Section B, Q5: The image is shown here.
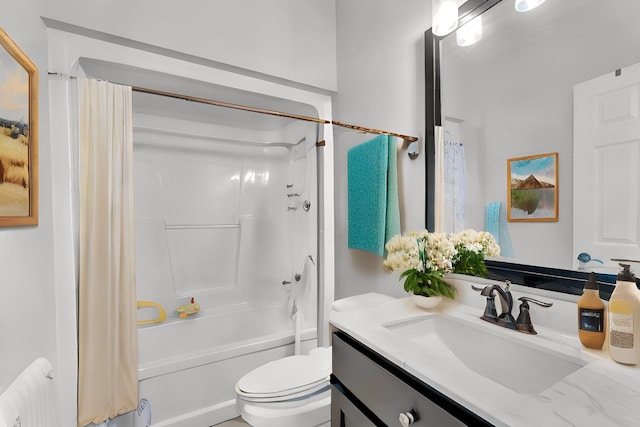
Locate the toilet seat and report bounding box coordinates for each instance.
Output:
[236,350,331,402]
[236,377,329,402]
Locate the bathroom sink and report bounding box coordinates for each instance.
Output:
[383,315,587,395]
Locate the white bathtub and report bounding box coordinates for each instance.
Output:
[131,302,317,426]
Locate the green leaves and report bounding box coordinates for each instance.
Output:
[452,246,488,278]
[399,268,456,299]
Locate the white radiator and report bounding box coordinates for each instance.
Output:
[0,358,62,427]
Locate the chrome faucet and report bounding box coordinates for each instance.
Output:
[473,281,552,335]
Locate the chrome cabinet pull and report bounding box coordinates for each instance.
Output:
[398,411,415,426]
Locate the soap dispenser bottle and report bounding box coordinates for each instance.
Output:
[608,263,640,364]
[577,272,606,349]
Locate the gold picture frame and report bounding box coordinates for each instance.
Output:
[0,27,38,226]
[507,152,558,222]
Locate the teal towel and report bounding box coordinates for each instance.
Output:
[348,135,401,256]
[485,202,515,257]
[485,202,500,241]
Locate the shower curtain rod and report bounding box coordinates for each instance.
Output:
[48,72,420,145]
[130,86,420,146]
[132,86,331,124]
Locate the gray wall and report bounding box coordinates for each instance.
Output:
[2,0,434,422]
[333,0,431,299]
[1,1,337,425]
[40,0,337,91]
[0,0,57,399]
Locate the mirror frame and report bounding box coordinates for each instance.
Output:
[424,0,617,299]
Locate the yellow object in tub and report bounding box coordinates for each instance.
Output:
[137,300,167,325]
[176,297,200,318]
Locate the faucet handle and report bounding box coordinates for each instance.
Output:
[519,296,553,308]
[516,296,553,335]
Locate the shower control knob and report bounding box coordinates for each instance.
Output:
[303,200,311,211]
[282,281,291,285]
[398,411,415,427]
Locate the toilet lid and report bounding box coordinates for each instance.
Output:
[237,351,331,397]
[236,380,329,402]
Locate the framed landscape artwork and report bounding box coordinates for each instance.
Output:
[0,27,38,226]
[507,152,558,222]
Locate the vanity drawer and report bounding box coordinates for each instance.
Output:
[331,384,379,427]
[332,332,492,426]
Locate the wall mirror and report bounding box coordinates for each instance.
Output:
[425,0,640,296]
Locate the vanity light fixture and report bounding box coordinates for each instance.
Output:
[514,0,547,13]
[432,0,459,36]
[456,15,482,46]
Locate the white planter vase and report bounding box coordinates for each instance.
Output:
[410,294,443,310]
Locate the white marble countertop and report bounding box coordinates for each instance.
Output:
[329,278,640,427]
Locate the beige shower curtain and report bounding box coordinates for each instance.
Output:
[77,79,138,426]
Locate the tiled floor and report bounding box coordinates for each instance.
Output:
[213,417,251,426]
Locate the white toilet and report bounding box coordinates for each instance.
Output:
[235,346,332,427]
[235,293,395,427]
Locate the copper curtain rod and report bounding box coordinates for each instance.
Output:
[331,120,419,143]
[132,86,330,125]
[131,86,420,144]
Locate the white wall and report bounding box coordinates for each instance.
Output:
[332,0,430,299]
[40,0,337,92]
[0,0,57,407]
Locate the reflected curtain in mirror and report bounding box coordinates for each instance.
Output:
[77,79,138,426]
[443,130,465,233]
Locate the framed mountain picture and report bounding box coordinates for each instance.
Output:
[507,152,558,222]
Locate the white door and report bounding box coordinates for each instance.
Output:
[573,62,640,272]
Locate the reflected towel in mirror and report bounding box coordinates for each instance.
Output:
[486,202,515,257]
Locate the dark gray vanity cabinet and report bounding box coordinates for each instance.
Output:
[330,331,494,427]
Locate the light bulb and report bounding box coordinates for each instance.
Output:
[456,15,483,46]
[433,0,459,36]
[515,0,546,13]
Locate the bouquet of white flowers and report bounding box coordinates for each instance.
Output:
[450,229,501,278]
[383,229,500,299]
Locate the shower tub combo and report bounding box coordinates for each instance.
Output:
[128,94,321,427]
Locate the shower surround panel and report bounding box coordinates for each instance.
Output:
[129,108,319,426]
